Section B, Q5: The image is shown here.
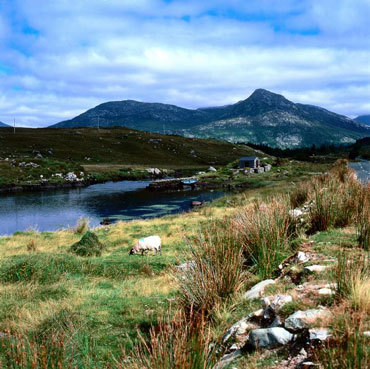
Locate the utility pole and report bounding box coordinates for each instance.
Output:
[13,118,15,134]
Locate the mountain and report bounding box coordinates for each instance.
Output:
[0,121,10,127]
[355,115,370,126]
[50,89,370,148]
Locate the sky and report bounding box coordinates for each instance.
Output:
[0,0,369,127]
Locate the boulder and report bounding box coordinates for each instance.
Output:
[297,251,309,263]
[244,279,275,300]
[222,317,259,344]
[208,166,217,172]
[267,295,293,313]
[318,287,334,296]
[248,327,294,349]
[285,309,331,332]
[212,350,241,369]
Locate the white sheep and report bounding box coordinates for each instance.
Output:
[129,235,162,256]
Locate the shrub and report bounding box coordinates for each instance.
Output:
[233,198,293,278]
[123,310,218,369]
[69,231,103,257]
[26,239,38,252]
[74,217,89,235]
[177,220,245,317]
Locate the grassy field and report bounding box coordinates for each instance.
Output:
[0,160,368,368]
[0,127,260,188]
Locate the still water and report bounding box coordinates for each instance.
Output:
[0,181,225,235]
[349,160,370,183]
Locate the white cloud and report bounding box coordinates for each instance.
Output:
[0,0,369,126]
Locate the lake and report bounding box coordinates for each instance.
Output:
[349,160,370,183]
[0,181,226,235]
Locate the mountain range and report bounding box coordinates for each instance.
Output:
[0,121,10,127]
[50,89,370,148]
[355,115,370,126]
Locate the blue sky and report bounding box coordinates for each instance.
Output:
[0,0,369,127]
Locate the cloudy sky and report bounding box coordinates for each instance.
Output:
[0,0,369,127]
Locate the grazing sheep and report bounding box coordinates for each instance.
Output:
[129,235,161,256]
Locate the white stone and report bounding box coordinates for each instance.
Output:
[297,251,309,263]
[289,208,304,218]
[318,288,334,296]
[244,279,276,300]
[208,166,217,172]
[248,327,294,349]
[304,265,328,273]
[363,331,370,337]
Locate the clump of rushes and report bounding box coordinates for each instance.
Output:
[233,197,293,278]
[307,162,362,233]
[0,330,72,369]
[122,310,218,369]
[74,217,89,235]
[26,238,38,252]
[356,183,370,250]
[335,252,369,313]
[177,220,245,318]
[314,309,369,369]
[290,183,309,208]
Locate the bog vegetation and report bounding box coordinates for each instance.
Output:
[0,160,368,368]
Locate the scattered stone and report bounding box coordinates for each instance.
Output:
[363,331,370,338]
[270,316,283,327]
[146,168,161,175]
[309,328,331,342]
[244,279,276,300]
[222,317,259,344]
[175,261,195,272]
[304,265,328,273]
[318,287,334,296]
[248,327,294,349]
[212,350,242,369]
[285,309,331,332]
[289,208,304,218]
[208,166,217,172]
[297,251,309,263]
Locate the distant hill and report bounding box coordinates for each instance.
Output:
[49,89,370,148]
[355,115,370,126]
[0,121,10,127]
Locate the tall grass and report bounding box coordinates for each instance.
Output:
[74,217,89,235]
[356,183,370,250]
[177,220,245,317]
[314,309,369,369]
[335,253,370,313]
[233,198,293,278]
[122,310,218,369]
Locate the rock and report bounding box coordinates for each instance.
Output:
[146,168,161,175]
[297,251,309,263]
[285,309,331,332]
[270,316,283,327]
[318,287,334,296]
[208,166,217,172]
[222,317,259,344]
[304,265,328,273]
[244,279,276,300]
[363,331,370,337]
[268,295,293,313]
[248,327,294,349]
[212,350,241,369]
[300,362,320,369]
[289,208,304,218]
[254,167,264,173]
[175,261,195,272]
[264,164,271,172]
[191,201,203,208]
[309,328,331,342]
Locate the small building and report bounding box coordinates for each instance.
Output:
[239,156,260,169]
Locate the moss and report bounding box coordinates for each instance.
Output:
[70,231,104,257]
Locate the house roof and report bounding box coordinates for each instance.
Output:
[240,156,259,161]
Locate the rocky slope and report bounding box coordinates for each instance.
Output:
[49,89,370,148]
[355,114,370,125]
